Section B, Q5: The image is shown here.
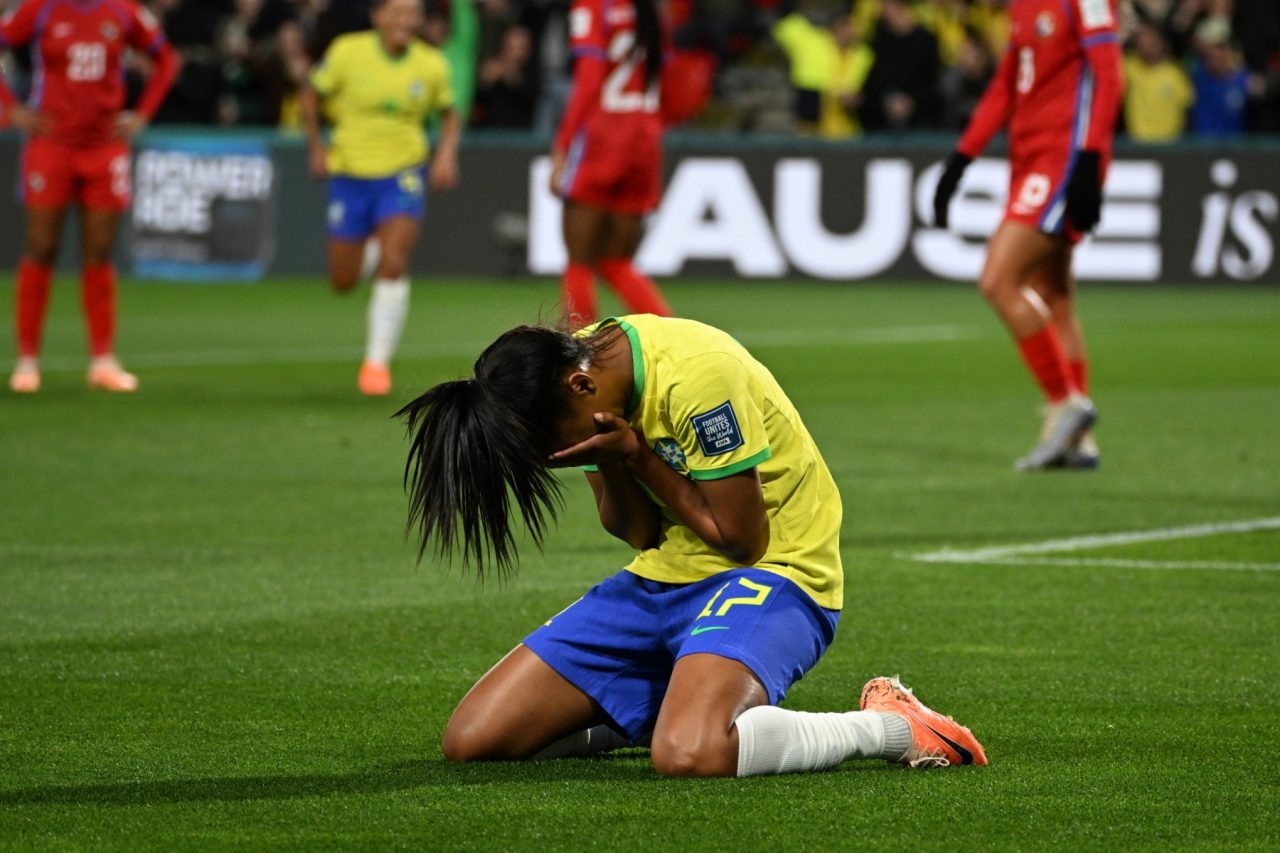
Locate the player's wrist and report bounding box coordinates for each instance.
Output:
[620,436,655,474]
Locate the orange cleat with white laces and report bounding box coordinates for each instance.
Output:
[860,676,988,768]
[87,357,139,393]
[357,361,391,396]
[10,358,41,393]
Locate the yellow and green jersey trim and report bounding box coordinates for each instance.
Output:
[579,318,773,480]
[617,319,645,418]
[687,447,772,480]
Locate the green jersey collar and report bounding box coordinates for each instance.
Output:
[598,317,645,418]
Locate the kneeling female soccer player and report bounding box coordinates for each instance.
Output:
[398,315,988,776]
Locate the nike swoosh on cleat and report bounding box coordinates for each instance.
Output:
[690,625,730,635]
[923,722,975,765]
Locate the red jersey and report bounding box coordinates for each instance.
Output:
[554,0,663,153]
[958,0,1123,160]
[0,0,176,147]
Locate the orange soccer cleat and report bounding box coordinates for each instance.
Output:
[860,676,988,768]
[87,357,139,393]
[357,361,391,396]
[10,359,40,393]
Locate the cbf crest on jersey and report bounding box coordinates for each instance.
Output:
[410,80,424,99]
[1035,11,1055,37]
[653,438,688,473]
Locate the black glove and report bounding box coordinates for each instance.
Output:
[1064,150,1102,233]
[932,151,972,229]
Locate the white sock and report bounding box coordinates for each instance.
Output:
[734,707,912,777]
[533,724,631,759]
[89,354,122,370]
[360,238,382,281]
[365,276,410,367]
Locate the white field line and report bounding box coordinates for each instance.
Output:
[986,557,1280,572]
[903,517,1280,572]
[35,325,982,372]
[740,324,980,348]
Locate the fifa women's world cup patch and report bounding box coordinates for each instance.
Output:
[691,401,745,456]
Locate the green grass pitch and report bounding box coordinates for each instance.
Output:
[1,276,1278,850]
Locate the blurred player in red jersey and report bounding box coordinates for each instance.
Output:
[933,0,1122,470]
[0,0,177,394]
[550,0,672,326]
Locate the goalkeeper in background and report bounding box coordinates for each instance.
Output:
[301,0,461,397]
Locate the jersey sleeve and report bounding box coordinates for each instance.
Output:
[309,38,346,97]
[0,0,42,51]
[430,52,455,113]
[127,2,167,55]
[772,13,810,57]
[129,3,177,119]
[668,353,771,481]
[956,45,1016,158]
[568,0,607,61]
[554,0,607,151]
[1073,0,1123,153]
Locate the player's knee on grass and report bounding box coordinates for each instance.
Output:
[440,719,490,763]
[649,726,737,778]
[441,715,534,763]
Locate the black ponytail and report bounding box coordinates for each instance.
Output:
[634,0,664,88]
[396,325,608,578]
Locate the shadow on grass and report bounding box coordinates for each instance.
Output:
[0,754,659,807]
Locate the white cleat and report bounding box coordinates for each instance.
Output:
[87,356,139,393]
[9,357,40,393]
[1015,394,1096,471]
[1054,429,1100,470]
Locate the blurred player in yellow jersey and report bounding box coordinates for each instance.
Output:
[301,0,461,396]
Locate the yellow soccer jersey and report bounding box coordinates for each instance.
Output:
[310,32,454,178]
[583,315,844,610]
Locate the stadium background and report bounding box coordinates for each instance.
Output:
[0,0,1277,283]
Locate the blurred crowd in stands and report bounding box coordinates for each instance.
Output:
[0,0,1277,139]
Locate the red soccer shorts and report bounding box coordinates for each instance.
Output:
[559,121,662,216]
[1004,143,1108,246]
[22,138,132,211]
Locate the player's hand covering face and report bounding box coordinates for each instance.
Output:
[548,413,644,468]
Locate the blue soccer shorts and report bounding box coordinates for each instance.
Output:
[522,567,840,742]
[326,165,426,240]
